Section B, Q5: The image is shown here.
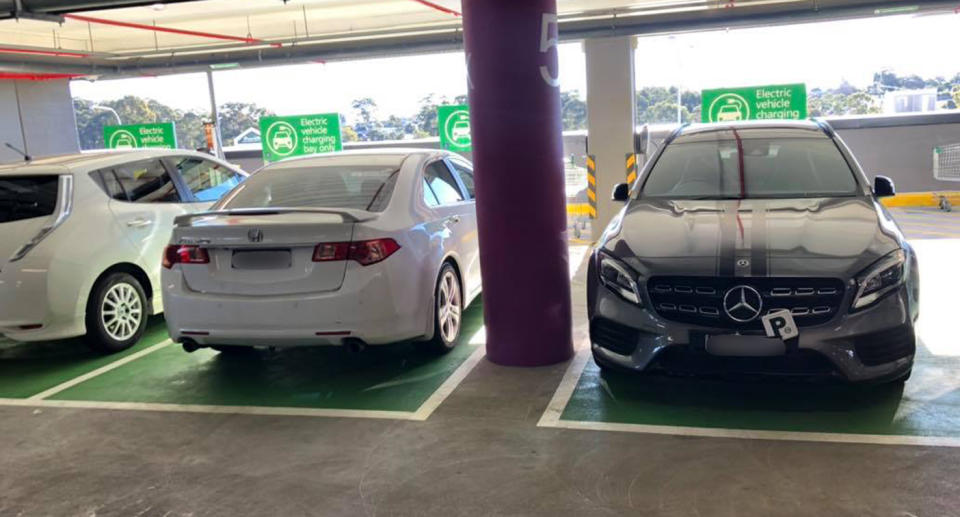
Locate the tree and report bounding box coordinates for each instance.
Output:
[217,102,274,144]
[560,90,587,130]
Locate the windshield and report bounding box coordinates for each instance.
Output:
[641,129,860,200]
[0,175,59,224]
[219,164,399,212]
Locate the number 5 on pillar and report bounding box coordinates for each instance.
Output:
[539,13,560,88]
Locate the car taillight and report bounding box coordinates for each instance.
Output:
[312,239,401,266]
[162,245,210,269]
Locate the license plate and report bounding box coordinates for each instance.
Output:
[705,334,786,357]
[231,249,292,270]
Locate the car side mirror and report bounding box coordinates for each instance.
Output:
[873,175,895,198]
[612,183,630,202]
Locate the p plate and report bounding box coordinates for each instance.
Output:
[761,310,799,341]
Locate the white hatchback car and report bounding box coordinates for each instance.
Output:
[0,150,247,352]
[162,149,481,353]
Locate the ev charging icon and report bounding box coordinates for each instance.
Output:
[762,309,799,341]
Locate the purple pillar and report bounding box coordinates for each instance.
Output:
[462,0,573,366]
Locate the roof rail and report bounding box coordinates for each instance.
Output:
[811,117,836,137]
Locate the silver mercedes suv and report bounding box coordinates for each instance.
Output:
[587,120,919,383]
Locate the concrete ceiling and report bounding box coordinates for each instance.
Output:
[0,0,956,79]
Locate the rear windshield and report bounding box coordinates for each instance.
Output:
[219,164,399,212]
[0,176,59,224]
[641,130,860,199]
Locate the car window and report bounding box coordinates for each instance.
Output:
[641,131,859,199]
[449,160,475,199]
[423,178,440,207]
[91,169,126,201]
[173,157,243,202]
[0,176,59,223]
[424,161,464,205]
[112,159,182,203]
[220,164,398,212]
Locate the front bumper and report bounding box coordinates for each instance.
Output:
[588,275,915,383]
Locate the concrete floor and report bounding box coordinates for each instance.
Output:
[3,238,960,516]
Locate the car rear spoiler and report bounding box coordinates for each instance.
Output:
[174,207,378,226]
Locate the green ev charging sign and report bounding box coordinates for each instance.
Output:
[259,113,343,163]
[104,123,177,149]
[438,105,471,152]
[702,83,807,123]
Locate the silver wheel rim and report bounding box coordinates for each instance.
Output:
[438,271,462,344]
[101,282,142,342]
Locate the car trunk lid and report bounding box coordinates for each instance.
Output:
[172,209,375,295]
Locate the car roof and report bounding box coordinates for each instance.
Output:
[260,148,447,170]
[678,119,826,136]
[0,149,217,176]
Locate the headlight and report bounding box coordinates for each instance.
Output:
[851,249,906,311]
[597,252,642,305]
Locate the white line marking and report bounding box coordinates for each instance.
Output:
[548,419,960,448]
[410,344,486,421]
[537,344,590,427]
[27,339,173,401]
[537,349,960,448]
[0,398,420,420]
[2,340,485,422]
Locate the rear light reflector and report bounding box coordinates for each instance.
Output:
[312,239,401,266]
[163,245,210,268]
[312,242,349,262]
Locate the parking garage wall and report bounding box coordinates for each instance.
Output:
[224,114,960,194]
[0,80,79,163]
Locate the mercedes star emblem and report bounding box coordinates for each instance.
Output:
[723,285,763,322]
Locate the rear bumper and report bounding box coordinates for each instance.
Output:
[0,260,85,342]
[162,262,429,347]
[589,280,916,383]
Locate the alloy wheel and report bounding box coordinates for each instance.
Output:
[437,270,462,344]
[101,282,143,341]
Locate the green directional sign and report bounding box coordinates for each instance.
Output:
[260,113,343,163]
[104,123,177,149]
[438,104,471,152]
[702,83,807,123]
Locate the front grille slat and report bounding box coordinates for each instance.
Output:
[647,276,845,329]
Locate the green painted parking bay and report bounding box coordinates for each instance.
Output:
[40,302,484,418]
[0,318,170,399]
[546,342,960,443]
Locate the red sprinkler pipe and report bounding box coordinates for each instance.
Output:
[63,13,283,48]
[0,46,90,58]
[410,0,461,16]
[0,72,85,81]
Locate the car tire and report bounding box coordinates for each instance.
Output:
[84,272,148,354]
[424,264,463,354]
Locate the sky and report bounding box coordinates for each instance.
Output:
[70,12,960,123]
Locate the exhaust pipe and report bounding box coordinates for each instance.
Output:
[181,339,201,353]
[343,338,367,354]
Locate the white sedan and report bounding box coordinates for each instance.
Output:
[0,150,247,352]
[162,149,481,353]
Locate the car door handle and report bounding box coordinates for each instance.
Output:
[447,215,461,224]
[126,218,153,228]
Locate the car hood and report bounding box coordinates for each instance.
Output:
[603,197,900,278]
